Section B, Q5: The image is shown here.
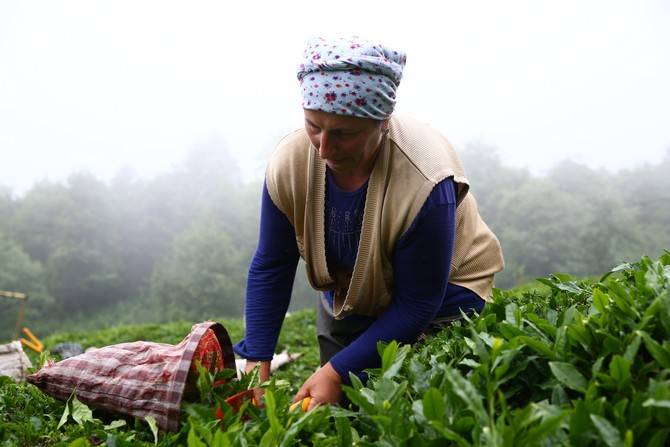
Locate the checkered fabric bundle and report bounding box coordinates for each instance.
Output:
[27,321,235,432]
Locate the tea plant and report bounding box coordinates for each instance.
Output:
[185,253,670,446]
[2,253,668,446]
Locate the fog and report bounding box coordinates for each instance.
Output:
[1,0,669,195]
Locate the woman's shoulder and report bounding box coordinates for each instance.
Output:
[265,129,312,205]
[388,115,467,185]
[389,115,449,144]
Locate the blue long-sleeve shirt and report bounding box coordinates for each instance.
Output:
[233,171,483,381]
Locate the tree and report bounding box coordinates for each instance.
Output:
[0,232,54,340]
[45,244,120,315]
[0,186,15,237]
[459,142,530,226]
[146,218,246,322]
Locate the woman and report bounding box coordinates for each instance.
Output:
[233,37,504,409]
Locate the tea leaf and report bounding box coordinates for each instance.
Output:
[523,406,567,445]
[646,429,670,447]
[422,387,445,422]
[335,416,353,447]
[623,429,634,447]
[459,358,481,369]
[103,419,126,430]
[555,281,583,294]
[609,284,636,317]
[380,341,398,375]
[638,331,670,368]
[57,390,77,430]
[518,336,556,360]
[187,421,207,447]
[505,303,518,325]
[443,367,487,424]
[600,263,632,282]
[57,400,70,430]
[71,396,94,426]
[383,344,410,379]
[642,399,670,409]
[608,355,630,387]
[264,387,285,441]
[145,415,158,445]
[592,288,610,313]
[551,385,569,406]
[211,429,233,447]
[549,362,587,392]
[430,421,472,447]
[623,334,642,363]
[590,414,623,447]
[342,386,374,414]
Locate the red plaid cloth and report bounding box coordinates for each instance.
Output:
[27,321,235,432]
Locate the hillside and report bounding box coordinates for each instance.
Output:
[1,253,669,446]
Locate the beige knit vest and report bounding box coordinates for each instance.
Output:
[266,115,504,319]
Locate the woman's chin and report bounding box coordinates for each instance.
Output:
[325,160,348,172]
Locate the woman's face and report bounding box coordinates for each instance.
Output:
[303,109,386,177]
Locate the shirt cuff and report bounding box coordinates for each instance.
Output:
[330,353,369,385]
[232,339,274,362]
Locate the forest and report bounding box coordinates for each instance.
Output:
[1,143,669,338]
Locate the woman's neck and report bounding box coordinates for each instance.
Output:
[328,170,370,192]
[326,138,384,192]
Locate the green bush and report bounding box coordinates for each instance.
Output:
[2,253,669,446]
[186,252,670,446]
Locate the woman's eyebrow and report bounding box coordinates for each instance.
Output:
[305,118,359,133]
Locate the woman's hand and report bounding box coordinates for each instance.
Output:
[245,360,271,403]
[292,362,342,410]
[244,360,271,382]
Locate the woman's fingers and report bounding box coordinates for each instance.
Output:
[290,396,313,412]
[291,362,342,410]
[251,386,264,404]
[292,382,310,403]
[307,396,319,411]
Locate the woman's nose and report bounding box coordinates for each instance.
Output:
[318,132,333,159]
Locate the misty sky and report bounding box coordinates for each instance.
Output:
[1,1,669,194]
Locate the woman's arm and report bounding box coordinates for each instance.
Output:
[233,182,300,368]
[329,178,457,383]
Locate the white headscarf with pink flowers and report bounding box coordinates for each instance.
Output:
[297,37,407,120]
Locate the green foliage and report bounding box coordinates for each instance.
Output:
[45,244,121,314]
[4,254,670,445]
[146,218,246,322]
[42,319,243,350]
[461,145,670,288]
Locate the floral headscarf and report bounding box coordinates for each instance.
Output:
[297,37,407,120]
